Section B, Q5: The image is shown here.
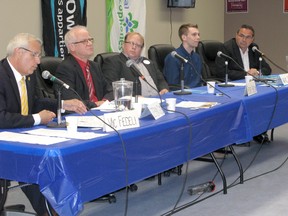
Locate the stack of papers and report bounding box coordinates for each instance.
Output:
[176,101,219,109]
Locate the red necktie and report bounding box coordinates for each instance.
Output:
[85,63,98,102]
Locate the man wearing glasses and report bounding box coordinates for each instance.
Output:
[54,25,113,109]
[215,24,271,144]
[215,24,271,80]
[102,32,169,97]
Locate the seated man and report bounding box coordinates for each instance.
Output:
[102,32,169,97]
[164,23,203,88]
[215,24,271,80]
[0,33,87,215]
[215,24,271,144]
[54,25,113,109]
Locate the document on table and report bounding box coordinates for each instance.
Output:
[23,128,108,140]
[176,101,219,109]
[0,131,69,145]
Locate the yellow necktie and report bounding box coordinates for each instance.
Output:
[20,77,28,115]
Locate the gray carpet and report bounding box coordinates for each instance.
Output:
[5,125,288,216]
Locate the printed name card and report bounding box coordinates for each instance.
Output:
[147,102,165,120]
[103,110,140,132]
[277,74,288,85]
[244,79,257,96]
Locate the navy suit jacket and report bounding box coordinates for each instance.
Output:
[102,52,169,96]
[215,38,271,80]
[0,58,57,128]
[54,54,113,109]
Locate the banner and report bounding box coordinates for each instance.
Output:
[106,0,146,52]
[41,0,87,58]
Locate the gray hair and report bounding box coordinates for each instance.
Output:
[6,33,42,56]
[64,25,88,49]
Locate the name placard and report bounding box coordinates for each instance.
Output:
[103,110,140,132]
[147,102,165,120]
[277,74,288,85]
[244,79,257,96]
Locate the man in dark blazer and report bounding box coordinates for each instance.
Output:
[54,25,113,109]
[215,24,271,144]
[215,24,271,80]
[102,32,169,96]
[0,33,87,216]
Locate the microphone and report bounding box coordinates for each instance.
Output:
[217,51,233,60]
[252,46,265,56]
[42,70,70,89]
[126,59,146,81]
[171,51,188,63]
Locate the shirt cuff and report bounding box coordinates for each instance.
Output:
[33,114,41,126]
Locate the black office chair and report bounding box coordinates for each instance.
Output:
[35,56,63,99]
[0,179,37,215]
[148,44,175,73]
[148,44,190,91]
[94,52,119,67]
[196,40,225,83]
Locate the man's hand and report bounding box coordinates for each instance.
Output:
[247,68,259,77]
[63,99,87,114]
[159,88,169,95]
[39,110,56,125]
[95,100,105,107]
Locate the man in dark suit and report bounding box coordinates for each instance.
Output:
[215,24,271,144]
[215,24,271,80]
[0,33,87,215]
[54,25,113,109]
[102,32,169,96]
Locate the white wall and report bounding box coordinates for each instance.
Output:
[0,0,224,58]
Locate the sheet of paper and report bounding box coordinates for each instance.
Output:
[23,128,108,140]
[176,101,219,109]
[77,115,104,128]
[0,131,69,145]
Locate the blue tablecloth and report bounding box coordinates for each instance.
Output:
[0,81,287,215]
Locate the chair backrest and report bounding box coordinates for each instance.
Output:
[148,44,175,73]
[196,40,223,79]
[94,52,119,68]
[35,56,63,98]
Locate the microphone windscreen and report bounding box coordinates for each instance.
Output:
[42,70,50,79]
[217,51,222,57]
[171,51,177,57]
[252,46,257,52]
[126,59,133,67]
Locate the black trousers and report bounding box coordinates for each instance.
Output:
[20,184,50,216]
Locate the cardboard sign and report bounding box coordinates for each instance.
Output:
[103,110,140,132]
[277,74,288,85]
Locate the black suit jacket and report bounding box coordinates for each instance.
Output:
[215,38,272,80]
[0,58,57,128]
[102,53,169,95]
[54,54,113,109]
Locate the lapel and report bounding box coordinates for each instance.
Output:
[3,59,22,107]
[26,75,33,113]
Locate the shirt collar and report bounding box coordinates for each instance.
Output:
[7,58,24,83]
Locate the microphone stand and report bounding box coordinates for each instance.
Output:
[134,77,139,103]
[218,60,234,87]
[258,57,263,79]
[47,88,66,128]
[174,63,192,95]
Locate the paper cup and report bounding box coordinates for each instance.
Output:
[166,98,176,113]
[207,81,216,94]
[65,116,78,133]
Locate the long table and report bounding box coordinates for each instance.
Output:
[0,80,287,215]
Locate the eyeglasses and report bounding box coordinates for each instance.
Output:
[20,47,41,58]
[124,41,143,49]
[237,34,253,40]
[72,38,94,45]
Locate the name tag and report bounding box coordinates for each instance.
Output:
[103,110,140,132]
[277,74,288,85]
[244,79,257,96]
